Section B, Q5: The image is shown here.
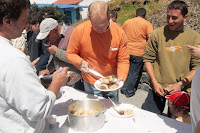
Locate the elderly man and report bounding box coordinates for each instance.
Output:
[0,0,68,132]
[37,18,80,76]
[66,1,129,101]
[143,0,200,115]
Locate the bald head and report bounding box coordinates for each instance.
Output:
[88,1,110,34]
[88,1,109,22]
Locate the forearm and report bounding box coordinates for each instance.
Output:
[47,82,61,97]
[55,48,69,63]
[179,69,196,87]
[66,53,84,70]
[144,62,158,85]
[195,121,200,133]
[32,57,40,66]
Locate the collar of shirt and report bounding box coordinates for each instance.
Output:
[60,23,68,38]
[0,35,12,46]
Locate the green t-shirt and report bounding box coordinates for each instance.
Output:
[143,25,200,91]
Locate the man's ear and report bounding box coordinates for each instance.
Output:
[35,22,40,28]
[2,16,12,28]
[183,14,188,21]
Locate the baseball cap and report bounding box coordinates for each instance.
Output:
[36,18,58,40]
[165,91,190,110]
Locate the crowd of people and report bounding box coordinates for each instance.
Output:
[0,0,199,133]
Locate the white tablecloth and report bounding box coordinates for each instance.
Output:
[43,86,192,133]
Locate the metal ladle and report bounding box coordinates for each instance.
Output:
[108,97,124,115]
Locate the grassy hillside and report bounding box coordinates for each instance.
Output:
[110,1,162,26]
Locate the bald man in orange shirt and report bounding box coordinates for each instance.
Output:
[66,1,129,101]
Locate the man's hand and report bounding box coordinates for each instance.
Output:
[51,67,69,87]
[80,60,90,73]
[48,45,58,54]
[164,83,181,95]
[186,45,200,58]
[48,67,69,96]
[153,82,165,97]
[40,69,50,76]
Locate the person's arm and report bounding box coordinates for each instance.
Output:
[32,57,40,66]
[117,32,129,82]
[48,67,68,96]
[187,45,200,60]
[55,48,69,63]
[4,54,68,121]
[35,44,50,72]
[145,62,164,96]
[195,121,200,133]
[165,43,200,94]
[143,31,165,96]
[66,26,85,70]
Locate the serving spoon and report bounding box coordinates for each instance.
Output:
[88,69,104,78]
[108,97,124,115]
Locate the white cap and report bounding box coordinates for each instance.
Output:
[36,18,58,40]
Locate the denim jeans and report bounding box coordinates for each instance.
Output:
[83,80,119,102]
[121,55,143,97]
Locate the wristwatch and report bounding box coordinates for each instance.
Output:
[177,82,184,89]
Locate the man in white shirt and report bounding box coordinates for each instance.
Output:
[187,45,200,133]
[0,0,68,133]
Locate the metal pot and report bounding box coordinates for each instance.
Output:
[66,100,106,132]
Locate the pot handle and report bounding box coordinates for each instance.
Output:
[66,99,73,105]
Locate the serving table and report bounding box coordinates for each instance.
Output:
[42,86,192,133]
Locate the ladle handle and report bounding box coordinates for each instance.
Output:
[108,97,118,109]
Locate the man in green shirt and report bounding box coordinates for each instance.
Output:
[143,0,200,115]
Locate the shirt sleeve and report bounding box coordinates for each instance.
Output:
[2,54,56,121]
[143,32,158,63]
[146,22,153,35]
[55,48,69,63]
[117,31,130,81]
[66,27,84,69]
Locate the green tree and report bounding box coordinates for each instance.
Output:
[30,3,65,23]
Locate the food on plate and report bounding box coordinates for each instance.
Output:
[123,109,134,116]
[67,72,78,85]
[96,75,119,90]
[71,109,99,116]
[102,75,115,84]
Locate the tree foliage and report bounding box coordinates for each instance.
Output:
[30,3,65,23]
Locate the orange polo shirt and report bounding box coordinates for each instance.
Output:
[122,17,153,57]
[66,20,129,85]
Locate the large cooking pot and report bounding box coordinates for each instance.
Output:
[66,100,106,132]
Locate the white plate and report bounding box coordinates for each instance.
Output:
[109,103,135,118]
[94,78,124,92]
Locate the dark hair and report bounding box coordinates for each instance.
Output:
[168,0,188,17]
[0,0,30,25]
[29,12,45,25]
[110,10,118,18]
[172,103,190,114]
[136,8,146,18]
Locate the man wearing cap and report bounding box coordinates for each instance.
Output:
[66,1,129,101]
[37,18,80,77]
